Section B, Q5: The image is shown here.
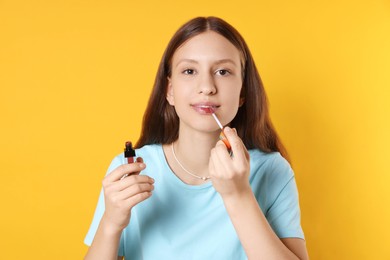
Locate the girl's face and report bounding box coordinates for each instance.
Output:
[167,31,243,134]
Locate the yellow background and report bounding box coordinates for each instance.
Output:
[1,0,389,259]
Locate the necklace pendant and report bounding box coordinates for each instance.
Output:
[201,176,207,181]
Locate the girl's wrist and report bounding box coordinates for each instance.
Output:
[100,214,127,237]
[222,188,260,221]
[221,187,254,207]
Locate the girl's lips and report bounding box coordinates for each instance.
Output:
[191,104,218,114]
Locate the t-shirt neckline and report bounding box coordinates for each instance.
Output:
[156,144,214,190]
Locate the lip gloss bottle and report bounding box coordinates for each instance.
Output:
[120,141,136,180]
[124,141,136,164]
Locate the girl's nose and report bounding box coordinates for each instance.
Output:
[198,73,217,95]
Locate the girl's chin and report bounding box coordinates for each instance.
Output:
[179,122,221,134]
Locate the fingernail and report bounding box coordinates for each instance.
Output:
[139,163,146,168]
[224,126,232,132]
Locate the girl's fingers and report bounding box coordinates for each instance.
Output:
[104,174,154,211]
[113,174,155,192]
[223,127,242,154]
[210,127,250,181]
[213,141,239,179]
[222,127,249,167]
[124,191,153,208]
[117,182,155,200]
[214,140,232,162]
[104,160,146,183]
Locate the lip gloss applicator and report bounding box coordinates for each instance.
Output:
[211,113,232,151]
[204,107,232,151]
[120,141,137,180]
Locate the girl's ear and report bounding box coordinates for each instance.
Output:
[166,77,175,105]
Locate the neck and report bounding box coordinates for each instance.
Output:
[165,126,220,184]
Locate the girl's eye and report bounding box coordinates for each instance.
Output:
[183,69,195,75]
[216,69,230,76]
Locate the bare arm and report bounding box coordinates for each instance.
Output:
[209,127,308,259]
[222,190,308,259]
[84,215,123,260]
[84,162,154,260]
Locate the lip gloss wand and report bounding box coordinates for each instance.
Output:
[210,112,232,152]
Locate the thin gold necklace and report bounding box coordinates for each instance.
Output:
[171,143,210,181]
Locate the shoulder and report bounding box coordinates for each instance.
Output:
[136,143,162,155]
[135,144,163,162]
[248,149,292,177]
[248,149,300,215]
[248,149,294,193]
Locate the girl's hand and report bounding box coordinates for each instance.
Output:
[209,127,251,199]
[101,158,154,233]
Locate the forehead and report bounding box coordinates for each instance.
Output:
[172,31,241,65]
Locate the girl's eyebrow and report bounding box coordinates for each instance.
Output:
[175,58,238,68]
[214,59,238,66]
[175,59,198,68]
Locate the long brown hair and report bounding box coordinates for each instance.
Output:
[135,16,289,160]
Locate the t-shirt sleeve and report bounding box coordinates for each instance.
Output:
[266,175,305,239]
[84,155,124,246]
[251,152,305,240]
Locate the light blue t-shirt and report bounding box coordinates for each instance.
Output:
[84,144,304,259]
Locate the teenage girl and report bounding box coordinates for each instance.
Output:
[84,16,309,260]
